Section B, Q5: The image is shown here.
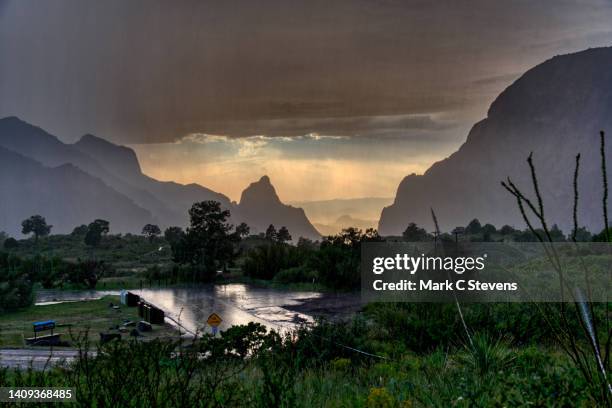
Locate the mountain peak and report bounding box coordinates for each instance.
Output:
[0,116,49,135]
[239,175,280,206]
[237,175,320,240]
[74,133,142,176]
[78,133,107,144]
[486,46,612,124]
[0,115,25,124]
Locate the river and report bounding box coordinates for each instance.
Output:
[35,284,361,335]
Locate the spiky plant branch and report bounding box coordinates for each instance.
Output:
[602,131,609,243]
[501,140,612,403]
[570,152,611,398]
[572,154,601,362]
[502,170,592,384]
[601,130,612,373]
[527,153,548,236]
[572,154,581,243]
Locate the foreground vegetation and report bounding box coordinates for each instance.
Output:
[0,304,602,407]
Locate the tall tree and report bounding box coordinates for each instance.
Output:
[164,226,184,246]
[164,226,185,263]
[451,227,465,243]
[297,237,318,251]
[235,222,250,239]
[84,219,110,248]
[549,224,566,242]
[465,218,482,234]
[71,224,88,237]
[402,222,430,242]
[314,227,383,289]
[173,201,241,280]
[265,224,277,241]
[21,215,52,241]
[276,226,292,243]
[482,223,497,235]
[3,237,18,249]
[572,226,592,242]
[142,224,162,242]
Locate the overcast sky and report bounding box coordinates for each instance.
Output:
[2,0,612,201]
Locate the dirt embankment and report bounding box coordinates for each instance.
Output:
[283,292,362,320]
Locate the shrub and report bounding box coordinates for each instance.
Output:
[0,253,34,311]
[308,244,360,289]
[366,387,395,408]
[273,266,317,284]
[3,237,18,250]
[458,332,516,376]
[143,264,171,281]
[330,357,351,371]
[242,243,305,280]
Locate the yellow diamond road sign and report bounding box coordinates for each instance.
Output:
[207,313,222,327]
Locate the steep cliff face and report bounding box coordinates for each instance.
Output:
[238,176,321,240]
[379,47,612,235]
[0,146,154,235]
[72,131,233,227]
[74,133,143,179]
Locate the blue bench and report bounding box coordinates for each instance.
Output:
[26,320,61,346]
[33,320,56,336]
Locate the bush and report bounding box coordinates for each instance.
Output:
[308,227,381,290]
[242,243,306,280]
[0,253,34,311]
[366,387,395,408]
[309,244,360,289]
[273,266,317,284]
[143,264,170,281]
[458,332,516,376]
[55,259,114,289]
[3,237,18,249]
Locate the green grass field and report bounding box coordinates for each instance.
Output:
[0,296,178,348]
[8,234,172,272]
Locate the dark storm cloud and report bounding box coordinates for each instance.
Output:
[1,0,612,143]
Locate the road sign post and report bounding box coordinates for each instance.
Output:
[207,313,222,336]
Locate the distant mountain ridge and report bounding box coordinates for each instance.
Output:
[291,197,393,226]
[70,129,233,227]
[314,214,378,237]
[74,134,143,177]
[0,117,320,239]
[379,47,612,235]
[0,145,154,234]
[0,117,180,227]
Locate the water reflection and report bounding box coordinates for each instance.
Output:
[35,284,324,334]
[135,284,321,334]
[35,290,119,305]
